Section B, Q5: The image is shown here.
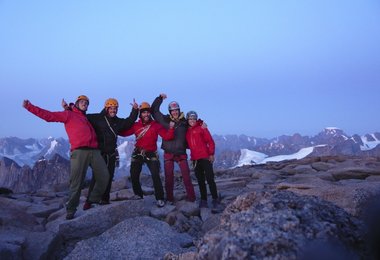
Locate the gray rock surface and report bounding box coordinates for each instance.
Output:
[197,190,366,259]
[1,156,380,259]
[65,216,193,260]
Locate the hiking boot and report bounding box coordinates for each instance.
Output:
[131,194,143,200]
[211,199,223,213]
[156,200,165,207]
[66,211,75,220]
[199,200,208,208]
[187,196,196,203]
[166,198,175,205]
[99,200,110,205]
[83,201,92,210]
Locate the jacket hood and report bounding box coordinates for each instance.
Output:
[73,106,86,115]
[170,112,185,122]
[196,119,203,126]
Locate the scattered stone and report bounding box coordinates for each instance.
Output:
[1,156,380,259]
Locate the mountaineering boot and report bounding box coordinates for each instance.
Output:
[157,200,165,207]
[99,199,110,205]
[211,198,223,213]
[199,199,208,208]
[66,211,76,220]
[130,194,143,200]
[83,201,92,210]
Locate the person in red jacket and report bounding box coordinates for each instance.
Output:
[62,97,139,208]
[186,110,222,212]
[120,101,175,207]
[22,95,109,220]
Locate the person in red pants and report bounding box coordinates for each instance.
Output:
[151,94,196,203]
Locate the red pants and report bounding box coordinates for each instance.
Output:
[164,153,196,202]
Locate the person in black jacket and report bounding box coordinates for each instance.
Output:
[151,94,196,203]
[63,98,138,208]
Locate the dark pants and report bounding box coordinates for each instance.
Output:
[164,153,195,202]
[87,152,116,202]
[130,150,164,201]
[194,158,218,201]
[67,149,109,213]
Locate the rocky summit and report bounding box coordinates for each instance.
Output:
[1,155,380,259]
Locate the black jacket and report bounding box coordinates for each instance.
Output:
[151,96,188,155]
[87,107,138,154]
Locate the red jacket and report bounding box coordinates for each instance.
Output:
[186,120,215,160]
[120,119,174,152]
[25,103,98,151]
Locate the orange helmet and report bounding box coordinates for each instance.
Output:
[104,98,119,108]
[139,102,151,110]
[139,102,151,116]
[76,95,90,104]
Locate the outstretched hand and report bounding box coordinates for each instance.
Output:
[22,100,30,108]
[160,93,167,99]
[201,121,208,129]
[130,98,138,109]
[61,99,68,109]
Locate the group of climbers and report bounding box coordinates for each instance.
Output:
[23,93,221,220]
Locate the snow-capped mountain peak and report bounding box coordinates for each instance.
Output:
[1,127,379,170]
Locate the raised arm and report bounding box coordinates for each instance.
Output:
[118,99,139,133]
[62,99,75,111]
[151,94,169,129]
[23,100,68,123]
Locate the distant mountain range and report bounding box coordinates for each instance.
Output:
[216,127,380,168]
[1,127,380,192]
[1,127,380,169]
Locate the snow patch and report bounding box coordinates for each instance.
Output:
[235,146,320,167]
[45,139,58,157]
[235,149,267,167]
[360,134,380,151]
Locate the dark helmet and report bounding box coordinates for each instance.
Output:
[168,101,180,111]
[186,111,198,120]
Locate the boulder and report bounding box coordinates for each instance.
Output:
[197,191,367,259]
[65,216,194,260]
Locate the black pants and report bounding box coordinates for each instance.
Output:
[194,158,218,201]
[130,150,164,201]
[88,153,116,202]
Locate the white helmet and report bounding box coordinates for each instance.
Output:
[168,101,180,111]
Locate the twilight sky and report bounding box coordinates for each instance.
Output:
[1,0,379,139]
